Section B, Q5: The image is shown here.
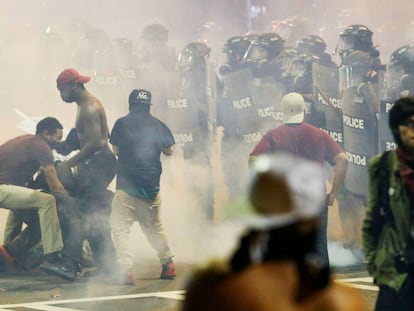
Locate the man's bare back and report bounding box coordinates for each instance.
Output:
[76,95,110,149]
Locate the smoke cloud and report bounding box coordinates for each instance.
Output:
[1,0,414,271]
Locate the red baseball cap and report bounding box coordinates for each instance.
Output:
[56,68,91,87]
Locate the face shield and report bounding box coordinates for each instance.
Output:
[386,63,405,95]
[336,34,354,61]
[244,44,269,62]
[177,51,194,72]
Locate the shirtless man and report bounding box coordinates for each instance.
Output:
[42,68,117,279]
[56,68,112,174]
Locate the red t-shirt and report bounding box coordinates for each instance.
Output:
[250,123,344,165]
[0,134,54,186]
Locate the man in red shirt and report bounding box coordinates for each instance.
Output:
[249,92,348,265]
[0,117,69,273]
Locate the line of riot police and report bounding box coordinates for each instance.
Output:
[36,20,414,229]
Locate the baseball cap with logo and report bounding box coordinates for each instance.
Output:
[129,89,152,105]
[56,68,91,88]
[282,92,306,124]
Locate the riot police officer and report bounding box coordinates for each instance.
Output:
[335,24,383,73]
[386,45,414,99]
[283,35,337,128]
[135,23,178,120]
[337,50,380,260]
[216,33,287,206]
[296,35,337,68]
[242,32,285,80]
[377,45,414,162]
[218,35,253,76]
[163,41,215,220]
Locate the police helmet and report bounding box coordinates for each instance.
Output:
[223,36,252,58]
[339,24,373,53]
[256,33,285,58]
[389,45,414,73]
[244,33,285,62]
[177,42,211,71]
[296,35,327,56]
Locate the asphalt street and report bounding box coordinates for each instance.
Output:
[0,262,377,311]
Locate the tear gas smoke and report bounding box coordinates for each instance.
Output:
[1,0,414,284]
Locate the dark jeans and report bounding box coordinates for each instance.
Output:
[80,190,117,270]
[56,188,117,270]
[315,205,329,266]
[375,273,414,311]
[58,147,117,269]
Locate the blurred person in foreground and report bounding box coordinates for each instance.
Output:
[109,89,176,285]
[362,97,414,311]
[182,153,367,311]
[0,117,68,273]
[249,92,348,265]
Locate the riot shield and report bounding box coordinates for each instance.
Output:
[163,70,206,159]
[88,70,126,127]
[219,68,260,149]
[206,61,218,141]
[220,68,284,149]
[312,63,343,146]
[378,69,397,151]
[341,87,378,196]
[250,76,285,133]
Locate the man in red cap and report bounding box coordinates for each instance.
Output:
[41,68,117,279]
[56,68,91,87]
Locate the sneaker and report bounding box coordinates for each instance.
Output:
[40,260,79,281]
[160,262,176,280]
[0,245,16,272]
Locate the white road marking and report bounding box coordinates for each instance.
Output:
[0,290,185,310]
[0,277,377,310]
[337,276,378,292]
[24,305,82,311]
[339,277,373,283]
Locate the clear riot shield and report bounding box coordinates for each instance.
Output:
[312,62,343,146]
[250,76,285,133]
[163,70,205,159]
[117,65,139,106]
[206,61,218,141]
[341,86,378,196]
[378,69,398,152]
[220,68,261,149]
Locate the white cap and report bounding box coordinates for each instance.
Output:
[227,153,325,229]
[282,92,306,124]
